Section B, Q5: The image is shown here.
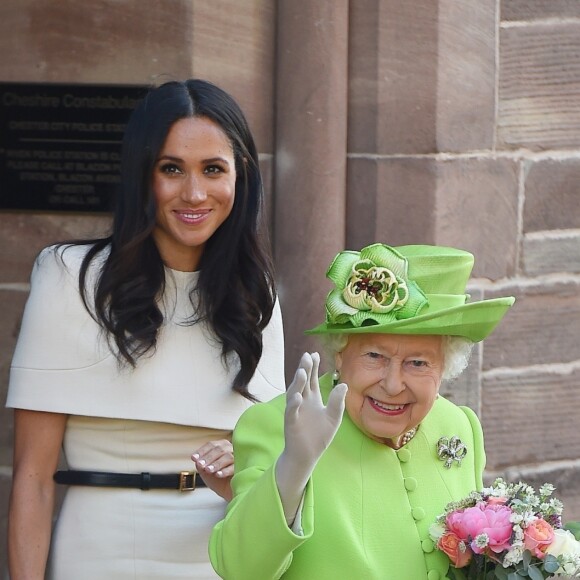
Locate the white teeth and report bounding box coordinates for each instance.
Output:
[182,213,202,219]
[371,398,405,411]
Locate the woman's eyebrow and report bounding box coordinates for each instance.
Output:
[156,155,231,165]
[202,156,231,165]
[156,154,183,163]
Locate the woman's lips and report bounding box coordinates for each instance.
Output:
[174,209,211,225]
[368,396,408,416]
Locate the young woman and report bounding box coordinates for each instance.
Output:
[7,79,285,579]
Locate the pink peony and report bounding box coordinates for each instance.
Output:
[438,532,472,568]
[524,519,554,558]
[486,496,508,506]
[446,503,513,555]
[446,507,487,541]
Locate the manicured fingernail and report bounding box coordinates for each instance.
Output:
[207,465,215,472]
[216,470,223,477]
[198,459,206,466]
[192,453,199,460]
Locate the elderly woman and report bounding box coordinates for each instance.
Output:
[209,243,515,579]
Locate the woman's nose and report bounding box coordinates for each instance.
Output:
[181,174,207,203]
[379,364,405,396]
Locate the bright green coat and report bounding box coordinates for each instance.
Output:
[210,374,485,580]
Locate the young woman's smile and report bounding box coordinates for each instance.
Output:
[152,115,237,271]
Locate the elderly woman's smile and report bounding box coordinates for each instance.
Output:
[367,399,407,414]
[336,333,445,448]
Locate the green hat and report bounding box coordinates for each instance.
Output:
[305,243,515,342]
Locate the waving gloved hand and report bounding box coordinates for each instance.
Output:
[275,352,347,525]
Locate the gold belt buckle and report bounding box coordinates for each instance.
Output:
[179,471,196,491]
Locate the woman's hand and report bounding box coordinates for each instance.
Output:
[275,352,347,524]
[191,439,234,501]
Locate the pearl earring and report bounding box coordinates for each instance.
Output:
[332,370,340,386]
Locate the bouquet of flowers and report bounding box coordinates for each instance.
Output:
[430,478,580,579]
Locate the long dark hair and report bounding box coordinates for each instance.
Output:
[75,79,276,400]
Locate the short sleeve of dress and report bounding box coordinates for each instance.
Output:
[6,244,109,411]
[7,245,286,427]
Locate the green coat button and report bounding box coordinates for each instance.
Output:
[404,477,417,491]
[421,538,434,553]
[427,570,440,580]
[412,507,425,520]
[397,448,411,462]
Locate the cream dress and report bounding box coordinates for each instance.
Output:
[6,245,285,579]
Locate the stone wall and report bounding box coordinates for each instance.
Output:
[1,0,579,573]
[342,0,580,522]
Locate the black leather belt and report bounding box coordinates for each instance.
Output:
[53,469,206,491]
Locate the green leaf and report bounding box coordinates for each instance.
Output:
[564,520,580,540]
[526,565,544,580]
[494,567,509,580]
[447,567,468,580]
[542,556,560,574]
[522,550,532,569]
[507,572,521,580]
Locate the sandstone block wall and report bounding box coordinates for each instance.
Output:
[344,0,580,522]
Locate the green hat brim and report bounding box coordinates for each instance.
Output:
[305,296,515,342]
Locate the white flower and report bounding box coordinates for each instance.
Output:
[503,544,524,567]
[546,528,580,559]
[558,554,580,577]
[561,561,580,575]
[549,498,564,514]
[539,483,555,496]
[429,523,445,542]
[489,479,509,496]
[545,528,580,574]
[474,533,489,549]
[521,512,538,527]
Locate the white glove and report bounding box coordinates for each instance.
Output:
[275,352,347,525]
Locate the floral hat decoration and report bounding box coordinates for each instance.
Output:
[305,243,515,342]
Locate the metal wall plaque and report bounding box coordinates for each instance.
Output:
[0,82,147,213]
